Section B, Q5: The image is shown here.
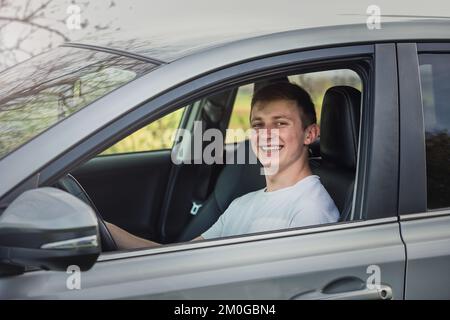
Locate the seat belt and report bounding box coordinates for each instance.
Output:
[189,98,225,215]
[189,164,215,215]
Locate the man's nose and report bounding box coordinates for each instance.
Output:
[257,128,279,140]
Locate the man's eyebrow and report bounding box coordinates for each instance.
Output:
[250,115,293,122]
[272,115,292,120]
[272,114,292,120]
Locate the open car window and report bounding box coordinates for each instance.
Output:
[68,65,365,252]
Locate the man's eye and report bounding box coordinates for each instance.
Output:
[276,122,287,126]
[252,123,262,128]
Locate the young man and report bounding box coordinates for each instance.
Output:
[106,82,339,249]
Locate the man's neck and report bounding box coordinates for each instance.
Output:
[264,154,312,192]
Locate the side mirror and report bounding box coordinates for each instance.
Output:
[0,187,100,274]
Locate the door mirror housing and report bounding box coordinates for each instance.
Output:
[0,187,100,274]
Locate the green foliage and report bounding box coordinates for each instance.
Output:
[100,108,184,155]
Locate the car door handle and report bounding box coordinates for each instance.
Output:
[291,276,393,300]
[292,285,393,300]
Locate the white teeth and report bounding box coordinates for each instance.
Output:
[261,146,282,151]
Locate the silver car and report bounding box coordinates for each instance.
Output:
[0,20,449,299]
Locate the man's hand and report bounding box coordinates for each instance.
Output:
[105,222,205,250]
[105,222,160,250]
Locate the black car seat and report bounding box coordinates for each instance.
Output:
[313,86,361,221]
[178,85,361,241]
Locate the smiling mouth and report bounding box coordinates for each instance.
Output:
[260,145,283,151]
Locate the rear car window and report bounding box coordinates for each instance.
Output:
[0,47,156,160]
[419,53,450,210]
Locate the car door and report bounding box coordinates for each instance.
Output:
[397,43,450,299]
[0,43,406,300]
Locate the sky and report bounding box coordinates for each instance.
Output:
[67,0,450,37]
[1,0,450,70]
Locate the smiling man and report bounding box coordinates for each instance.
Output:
[200,81,339,239]
[106,82,339,249]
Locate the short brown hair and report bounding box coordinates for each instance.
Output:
[251,82,316,129]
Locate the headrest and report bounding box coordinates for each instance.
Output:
[202,91,229,124]
[320,86,361,169]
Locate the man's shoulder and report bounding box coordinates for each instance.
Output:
[290,176,339,211]
[289,175,327,199]
[303,175,330,196]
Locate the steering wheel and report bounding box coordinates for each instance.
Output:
[54,174,118,252]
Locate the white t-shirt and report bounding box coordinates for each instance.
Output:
[202,175,339,239]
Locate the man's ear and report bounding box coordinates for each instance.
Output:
[304,124,320,145]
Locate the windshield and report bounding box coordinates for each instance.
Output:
[0,47,157,159]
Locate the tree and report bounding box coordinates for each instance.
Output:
[0,0,117,72]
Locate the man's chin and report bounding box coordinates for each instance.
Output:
[258,158,274,166]
[257,151,280,161]
[258,157,279,168]
[261,163,281,176]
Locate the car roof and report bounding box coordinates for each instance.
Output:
[65,19,450,63]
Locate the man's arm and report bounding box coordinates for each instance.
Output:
[105,222,203,250]
[107,191,234,250]
[105,222,159,249]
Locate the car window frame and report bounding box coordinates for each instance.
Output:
[1,43,402,263]
[38,46,376,218]
[57,44,398,219]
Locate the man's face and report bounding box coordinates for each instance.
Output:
[250,99,314,174]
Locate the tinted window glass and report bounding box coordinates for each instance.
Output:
[419,54,450,210]
[0,47,156,159]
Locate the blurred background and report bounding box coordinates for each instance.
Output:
[1,0,450,72]
[1,0,449,154]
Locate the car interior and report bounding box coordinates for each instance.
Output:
[54,67,363,252]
